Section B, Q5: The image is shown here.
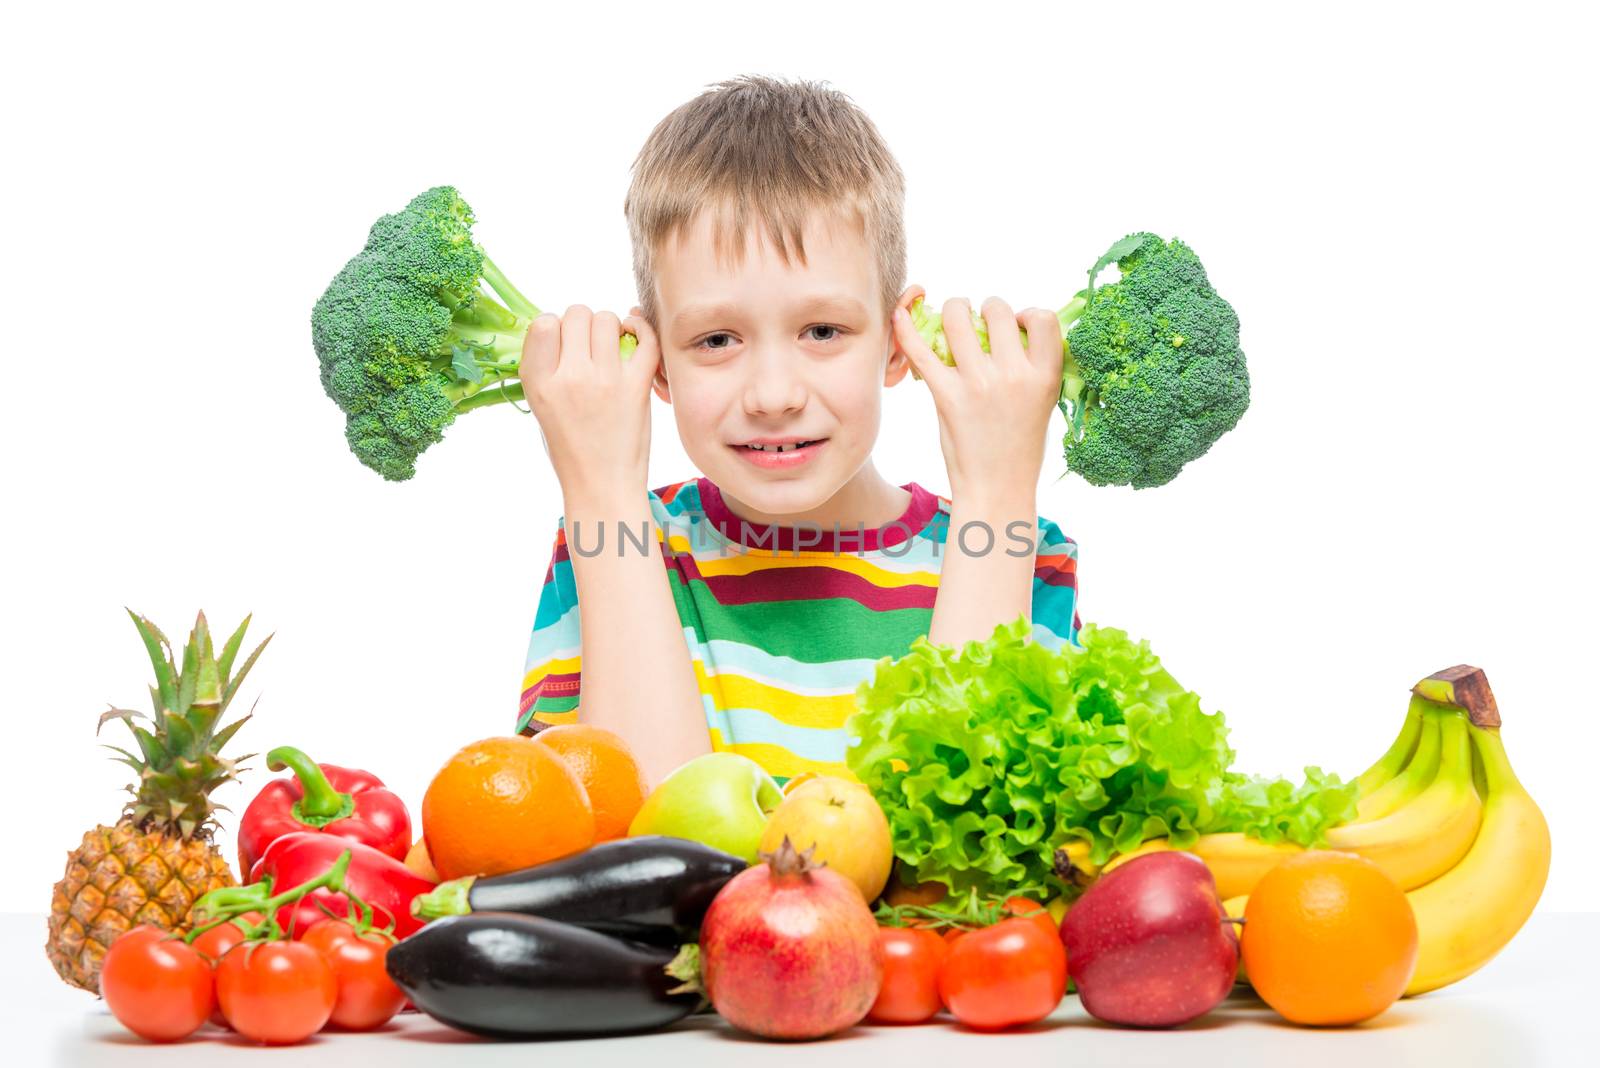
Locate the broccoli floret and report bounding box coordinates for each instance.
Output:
[908,232,1250,489]
[312,187,564,481]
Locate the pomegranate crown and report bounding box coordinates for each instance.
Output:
[759,835,828,877]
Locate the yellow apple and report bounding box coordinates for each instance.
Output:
[758,776,892,901]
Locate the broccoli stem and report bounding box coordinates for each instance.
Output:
[907,292,1092,425]
[481,255,542,320]
[455,381,527,414]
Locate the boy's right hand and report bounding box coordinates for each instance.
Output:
[519,304,661,505]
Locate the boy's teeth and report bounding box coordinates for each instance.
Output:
[746,441,811,452]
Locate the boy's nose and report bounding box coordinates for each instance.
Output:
[743,354,808,417]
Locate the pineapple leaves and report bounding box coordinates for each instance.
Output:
[100,744,145,772]
[223,631,273,710]
[126,610,177,713]
[162,712,197,757]
[211,715,250,754]
[112,610,264,838]
[97,705,148,734]
[176,633,199,716]
[216,614,253,688]
[130,725,164,767]
[193,611,222,708]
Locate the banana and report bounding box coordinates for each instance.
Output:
[1100,837,1173,875]
[1221,894,1250,985]
[1356,696,1425,798]
[1325,709,1482,890]
[1404,667,1549,996]
[1356,706,1445,821]
[1185,696,1482,897]
[1189,834,1304,899]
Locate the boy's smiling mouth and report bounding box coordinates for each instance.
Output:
[731,436,828,468]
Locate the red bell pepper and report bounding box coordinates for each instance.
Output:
[237,745,411,875]
[249,831,434,939]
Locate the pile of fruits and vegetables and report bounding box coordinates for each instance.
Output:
[47,607,1550,1045]
[41,187,1549,1045]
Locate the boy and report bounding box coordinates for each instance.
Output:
[516,76,1079,787]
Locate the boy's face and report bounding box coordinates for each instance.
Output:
[651,206,912,521]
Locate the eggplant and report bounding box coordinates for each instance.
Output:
[386,912,700,1038]
[412,835,745,945]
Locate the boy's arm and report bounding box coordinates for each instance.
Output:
[563,489,710,785]
[520,305,709,787]
[928,489,1039,647]
[891,293,1066,647]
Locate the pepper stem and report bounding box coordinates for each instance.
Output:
[412,876,476,921]
[267,745,355,825]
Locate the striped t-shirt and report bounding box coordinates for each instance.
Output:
[518,477,1080,783]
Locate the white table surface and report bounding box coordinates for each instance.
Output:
[16,911,1597,1067]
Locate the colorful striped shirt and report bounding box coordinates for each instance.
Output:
[519,477,1080,783]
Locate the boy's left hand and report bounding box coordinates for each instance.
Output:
[892,291,1064,505]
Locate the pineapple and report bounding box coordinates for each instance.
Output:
[47,610,268,992]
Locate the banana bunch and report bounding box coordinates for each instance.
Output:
[1097,665,1550,996]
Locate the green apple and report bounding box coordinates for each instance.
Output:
[627,752,783,863]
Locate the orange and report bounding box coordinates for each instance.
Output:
[781,771,819,795]
[533,725,649,842]
[422,736,595,881]
[404,839,440,882]
[1242,850,1418,1025]
[883,865,949,908]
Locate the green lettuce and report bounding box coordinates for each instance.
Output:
[846,617,1357,899]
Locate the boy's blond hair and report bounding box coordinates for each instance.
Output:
[625,75,906,328]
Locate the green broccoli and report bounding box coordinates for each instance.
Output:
[315,190,1245,487]
[909,233,1250,488]
[312,186,638,481]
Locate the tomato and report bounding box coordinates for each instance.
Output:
[215,941,336,1044]
[302,919,406,1030]
[939,915,1068,1031]
[1002,896,1059,940]
[99,925,214,1042]
[190,912,264,1029]
[867,926,948,1024]
[191,912,264,964]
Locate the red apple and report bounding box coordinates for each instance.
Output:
[1062,851,1238,1027]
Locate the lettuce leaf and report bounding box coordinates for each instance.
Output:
[846,617,1357,899]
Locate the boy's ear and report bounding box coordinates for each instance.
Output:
[652,364,672,404]
[883,284,925,388]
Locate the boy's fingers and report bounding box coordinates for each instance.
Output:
[980,296,1025,363]
[520,312,561,387]
[560,304,594,366]
[590,310,624,382]
[1019,307,1065,377]
[941,297,990,383]
[892,306,953,395]
[621,312,662,383]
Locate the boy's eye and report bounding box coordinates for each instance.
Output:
[693,325,845,351]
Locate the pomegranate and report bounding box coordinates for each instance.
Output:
[699,836,884,1039]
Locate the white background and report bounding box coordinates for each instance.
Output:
[3,0,1595,915]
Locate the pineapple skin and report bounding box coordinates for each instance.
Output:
[47,819,235,992]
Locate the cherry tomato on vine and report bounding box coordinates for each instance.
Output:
[939,915,1068,1031]
[191,912,265,1029]
[191,911,265,963]
[1002,896,1059,940]
[868,926,949,1024]
[215,941,336,1045]
[301,918,406,1030]
[99,925,215,1042]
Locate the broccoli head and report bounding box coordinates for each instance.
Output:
[312,187,606,480]
[907,233,1250,488]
